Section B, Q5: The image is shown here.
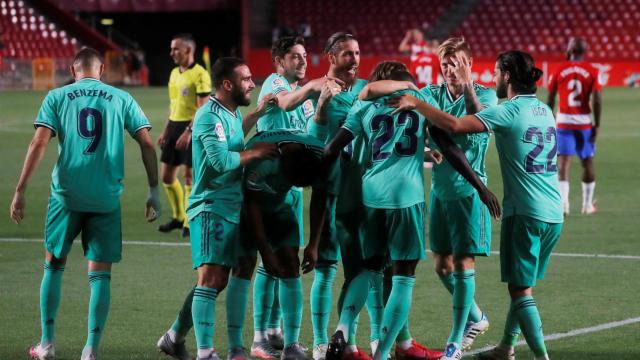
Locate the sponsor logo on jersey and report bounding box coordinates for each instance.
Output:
[272,77,285,89]
[215,123,226,141]
[302,99,314,117]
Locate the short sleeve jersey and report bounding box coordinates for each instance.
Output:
[548,61,601,116]
[244,130,329,207]
[168,63,212,121]
[422,83,498,200]
[343,89,437,209]
[257,73,310,132]
[474,94,563,223]
[187,97,245,223]
[34,78,150,213]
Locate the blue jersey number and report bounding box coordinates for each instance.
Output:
[370,111,419,161]
[524,126,557,173]
[77,107,103,154]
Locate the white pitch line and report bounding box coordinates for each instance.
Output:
[465,316,640,357]
[2,237,640,260]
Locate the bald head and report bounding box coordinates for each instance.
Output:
[567,38,587,60]
[71,47,104,79]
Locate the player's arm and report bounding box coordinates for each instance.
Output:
[451,53,484,114]
[324,128,355,160]
[175,95,209,151]
[359,80,418,101]
[242,93,278,134]
[10,126,53,224]
[302,186,328,273]
[133,128,162,221]
[591,89,602,143]
[277,77,343,111]
[429,125,501,219]
[389,94,486,133]
[313,79,342,125]
[546,74,558,113]
[244,189,282,276]
[398,29,413,53]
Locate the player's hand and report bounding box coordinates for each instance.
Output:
[145,186,161,222]
[252,142,279,160]
[425,150,444,164]
[479,187,502,220]
[255,93,278,116]
[260,248,283,277]
[309,76,345,93]
[589,126,599,143]
[9,191,25,224]
[301,243,318,274]
[319,79,342,103]
[157,131,167,147]
[452,52,473,85]
[388,94,418,114]
[175,130,191,150]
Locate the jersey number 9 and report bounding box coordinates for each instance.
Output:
[77,107,103,154]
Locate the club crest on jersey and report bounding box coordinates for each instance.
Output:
[181,87,189,97]
[215,123,226,141]
[302,99,314,117]
[272,77,285,88]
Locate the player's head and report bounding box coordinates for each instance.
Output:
[389,70,416,84]
[271,36,307,82]
[170,33,196,66]
[71,47,104,80]
[279,143,323,187]
[412,28,424,43]
[567,37,588,60]
[369,61,408,82]
[494,50,543,98]
[437,37,473,86]
[325,32,360,84]
[213,57,255,106]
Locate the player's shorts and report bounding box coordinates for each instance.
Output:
[44,196,122,263]
[335,206,366,279]
[429,192,491,256]
[500,215,563,287]
[190,211,240,269]
[361,202,426,261]
[160,120,192,166]
[236,201,302,260]
[318,194,340,263]
[557,128,596,159]
[285,188,304,247]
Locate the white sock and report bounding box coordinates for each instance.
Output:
[197,348,214,359]
[582,181,595,209]
[534,354,550,360]
[370,340,379,355]
[559,180,570,210]
[336,324,349,342]
[254,330,268,342]
[266,327,282,336]
[397,339,412,350]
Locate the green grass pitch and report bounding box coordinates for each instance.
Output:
[1,86,639,359]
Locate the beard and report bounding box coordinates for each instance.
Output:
[496,80,508,99]
[232,87,251,106]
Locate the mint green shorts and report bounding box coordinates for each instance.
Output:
[429,192,492,256]
[500,215,563,287]
[44,196,122,263]
[190,211,240,269]
[361,202,426,261]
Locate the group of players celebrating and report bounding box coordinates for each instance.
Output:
[12,28,605,360]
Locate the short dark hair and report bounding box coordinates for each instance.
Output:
[568,37,588,56]
[369,61,407,82]
[496,50,543,94]
[389,70,416,84]
[271,36,305,60]
[73,47,103,69]
[324,32,357,54]
[212,57,245,89]
[172,33,196,50]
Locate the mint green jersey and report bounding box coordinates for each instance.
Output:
[244,130,328,203]
[187,97,245,223]
[257,73,310,131]
[422,83,498,200]
[343,89,437,209]
[475,94,563,223]
[34,78,150,212]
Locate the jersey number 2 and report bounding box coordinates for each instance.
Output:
[567,79,582,107]
[77,107,103,154]
[370,111,419,161]
[524,126,557,174]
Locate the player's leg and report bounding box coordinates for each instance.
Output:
[193,264,230,360]
[227,255,257,360]
[277,245,307,359]
[81,205,124,359]
[252,264,281,359]
[160,162,186,232]
[158,285,195,360]
[182,164,193,237]
[557,128,577,215]
[577,126,597,214]
[267,283,284,349]
[30,197,81,360]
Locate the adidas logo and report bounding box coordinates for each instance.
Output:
[90,326,101,334]
[46,319,54,325]
[346,305,356,312]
